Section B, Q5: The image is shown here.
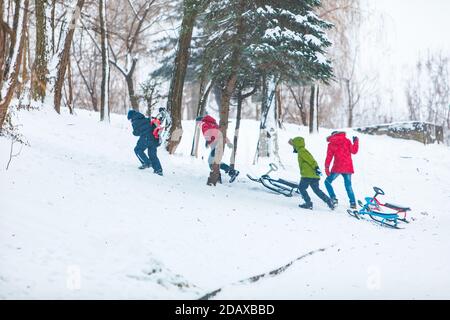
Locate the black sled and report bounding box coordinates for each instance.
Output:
[247,163,300,197]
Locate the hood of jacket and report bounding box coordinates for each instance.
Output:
[327,132,347,144]
[201,115,217,125]
[127,110,144,121]
[292,136,305,149]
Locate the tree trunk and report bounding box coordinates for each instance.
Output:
[3,0,20,79]
[276,84,283,128]
[67,58,73,114]
[54,0,85,114]
[126,71,138,111]
[32,0,47,102]
[99,0,110,121]
[272,83,284,168]
[186,82,199,120]
[0,0,7,89]
[288,85,307,126]
[190,122,201,158]
[446,104,450,129]
[0,0,28,129]
[197,80,212,118]
[345,79,353,128]
[230,92,243,170]
[50,0,56,55]
[190,80,213,157]
[195,59,212,118]
[256,74,269,159]
[316,85,320,132]
[165,4,198,154]
[299,87,307,126]
[230,85,256,169]
[309,85,316,134]
[254,76,283,166]
[218,74,238,151]
[110,57,138,111]
[255,74,277,160]
[19,26,29,95]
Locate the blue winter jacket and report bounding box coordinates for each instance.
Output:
[127,110,152,137]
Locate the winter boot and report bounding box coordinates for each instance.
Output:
[207,164,221,186]
[207,175,221,186]
[154,170,163,176]
[138,164,150,170]
[299,202,313,210]
[331,198,338,206]
[228,169,240,183]
[350,203,357,210]
[326,199,336,210]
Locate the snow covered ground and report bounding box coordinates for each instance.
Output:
[1,108,450,299]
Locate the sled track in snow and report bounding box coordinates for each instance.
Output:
[198,245,335,300]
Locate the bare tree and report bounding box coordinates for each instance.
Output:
[286,85,308,126]
[32,0,48,102]
[74,0,164,116]
[99,0,110,121]
[53,0,86,113]
[309,84,319,133]
[72,32,100,112]
[0,0,29,129]
[342,50,360,128]
[229,83,257,169]
[107,0,157,111]
[406,52,450,129]
[317,0,362,128]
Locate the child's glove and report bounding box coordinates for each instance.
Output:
[325,168,331,177]
[227,142,234,149]
[352,136,358,143]
[315,167,323,176]
[293,147,298,154]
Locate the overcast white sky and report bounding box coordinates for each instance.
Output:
[367,0,450,64]
[356,0,450,119]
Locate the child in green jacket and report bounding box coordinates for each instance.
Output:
[289,137,335,210]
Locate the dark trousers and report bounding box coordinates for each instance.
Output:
[298,178,330,204]
[134,136,162,172]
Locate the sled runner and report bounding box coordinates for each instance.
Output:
[155,108,171,146]
[347,187,411,229]
[247,163,300,197]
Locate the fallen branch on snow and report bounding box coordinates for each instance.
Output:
[198,244,335,300]
[6,139,23,171]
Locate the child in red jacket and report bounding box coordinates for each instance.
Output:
[324,131,359,209]
[196,115,239,183]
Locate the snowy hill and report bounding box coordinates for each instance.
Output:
[1,108,450,299]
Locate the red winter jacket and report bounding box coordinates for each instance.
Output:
[325,132,359,175]
[200,115,220,146]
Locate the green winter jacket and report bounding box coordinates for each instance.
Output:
[292,137,320,179]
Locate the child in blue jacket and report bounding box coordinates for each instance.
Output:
[127,110,163,176]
